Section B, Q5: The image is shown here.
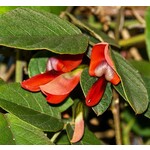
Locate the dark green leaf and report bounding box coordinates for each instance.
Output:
[5,113,53,144]
[66,123,103,145]
[80,68,112,115]
[0,113,15,145]
[122,109,150,137]
[143,76,150,118]
[111,50,149,114]
[0,80,64,132]
[145,7,150,60]
[53,97,74,113]
[55,130,70,145]
[0,8,88,54]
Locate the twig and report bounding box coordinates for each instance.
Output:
[63,12,104,42]
[50,130,62,143]
[111,90,122,145]
[119,34,145,47]
[3,64,15,81]
[129,47,143,60]
[130,7,145,25]
[115,7,125,42]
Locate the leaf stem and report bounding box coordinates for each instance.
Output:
[122,119,135,144]
[15,50,23,82]
[119,34,145,47]
[115,7,125,42]
[63,12,104,42]
[50,130,62,143]
[111,90,122,145]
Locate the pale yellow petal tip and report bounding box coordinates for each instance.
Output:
[70,112,84,143]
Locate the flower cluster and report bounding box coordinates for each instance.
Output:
[21,42,120,143]
[21,54,83,104]
[86,43,120,106]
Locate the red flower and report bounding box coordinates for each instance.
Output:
[21,54,83,104]
[86,43,120,107]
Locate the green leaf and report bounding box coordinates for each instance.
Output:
[4,113,53,145]
[111,50,149,114]
[0,80,64,132]
[80,68,112,115]
[28,51,52,77]
[66,123,103,145]
[145,7,150,60]
[55,130,70,145]
[0,113,15,144]
[129,60,150,78]
[53,97,74,113]
[0,6,18,14]
[143,76,150,118]
[0,6,67,15]
[122,109,150,137]
[0,8,88,54]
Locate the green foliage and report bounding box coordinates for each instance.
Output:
[0,8,88,54]
[0,112,53,145]
[145,7,150,60]
[0,113,15,144]
[0,6,67,15]
[0,80,64,132]
[80,68,112,116]
[129,60,150,78]
[0,7,150,145]
[111,50,149,114]
[28,51,52,77]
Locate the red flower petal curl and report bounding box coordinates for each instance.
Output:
[85,75,107,107]
[40,70,82,95]
[21,70,61,92]
[46,93,69,104]
[89,42,120,85]
[47,54,83,73]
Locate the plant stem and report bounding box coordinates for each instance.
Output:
[122,119,135,144]
[63,12,104,42]
[15,50,23,82]
[111,90,122,145]
[115,7,125,42]
[50,130,62,143]
[119,34,145,47]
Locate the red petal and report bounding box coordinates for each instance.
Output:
[46,93,69,104]
[21,70,61,92]
[40,70,81,95]
[86,76,107,107]
[89,43,108,76]
[55,54,83,72]
[110,72,121,85]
